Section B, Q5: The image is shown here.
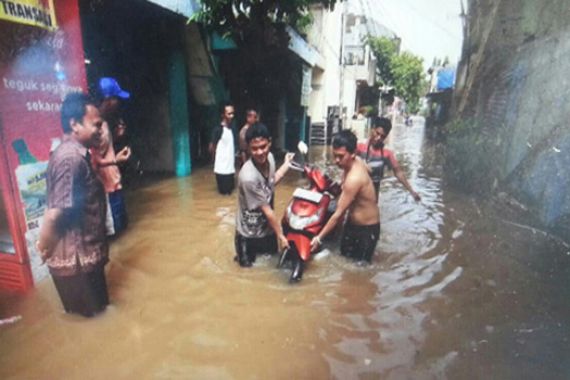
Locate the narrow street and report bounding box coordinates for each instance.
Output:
[1,119,568,379]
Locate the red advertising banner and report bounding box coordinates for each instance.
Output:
[0,0,86,288]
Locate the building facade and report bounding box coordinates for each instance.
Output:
[0,0,207,291]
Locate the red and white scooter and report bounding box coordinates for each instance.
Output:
[278,142,340,283]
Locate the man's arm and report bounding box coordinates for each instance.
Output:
[310,175,360,251]
[238,127,248,165]
[37,154,78,262]
[36,208,64,263]
[208,143,216,159]
[260,204,289,250]
[393,167,421,201]
[209,126,222,160]
[240,151,248,166]
[388,152,420,201]
[274,153,295,185]
[94,146,132,167]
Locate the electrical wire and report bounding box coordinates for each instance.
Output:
[369,0,401,36]
[396,0,462,41]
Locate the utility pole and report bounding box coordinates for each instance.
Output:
[338,0,347,132]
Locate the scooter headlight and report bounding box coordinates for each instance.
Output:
[287,206,322,230]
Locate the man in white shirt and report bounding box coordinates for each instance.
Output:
[209,103,238,195]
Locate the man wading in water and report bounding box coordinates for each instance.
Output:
[36,93,110,317]
[235,123,294,267]
[310,130,381,264]
[356,116,421,202]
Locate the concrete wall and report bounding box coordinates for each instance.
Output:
[342,78,357,118]
[307,4,343,124]
[452,0,570,235]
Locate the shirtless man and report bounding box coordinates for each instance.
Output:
[310,130,380,263]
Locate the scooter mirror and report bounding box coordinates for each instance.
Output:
[297,141,308,155]
[289,141,308,171]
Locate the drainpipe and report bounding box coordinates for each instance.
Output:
[338,0,347,131]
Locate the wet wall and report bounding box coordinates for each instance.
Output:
[451,0,570,237]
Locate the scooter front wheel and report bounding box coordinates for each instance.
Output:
[289,249,305,283]
[277,248,290,268]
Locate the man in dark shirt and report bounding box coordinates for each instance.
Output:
[36,92,109,317]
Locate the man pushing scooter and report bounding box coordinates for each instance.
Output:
[310,130,381,264]
[235,123,294,267]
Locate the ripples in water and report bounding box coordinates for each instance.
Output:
[2,119,568,379]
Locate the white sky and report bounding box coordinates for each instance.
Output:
[351,0,464,68]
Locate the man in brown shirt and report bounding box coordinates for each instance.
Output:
[36,92,109,317]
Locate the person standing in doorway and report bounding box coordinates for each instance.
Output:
[209,103,238,195]
[36,93,109,317]
[238,108,259,167]
[97,77,133,233]
[90,120,131,236]
[356,116,421,202]
[310,130,381,264]
[98,77,130,152]
[235,123,294,267]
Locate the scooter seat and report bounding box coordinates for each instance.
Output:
[292,188,323,204]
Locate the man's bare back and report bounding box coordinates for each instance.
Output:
[344,156,380,225]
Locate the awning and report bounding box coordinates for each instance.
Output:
[287,26,325,69]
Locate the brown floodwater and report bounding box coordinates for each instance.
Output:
[1,118,569,379]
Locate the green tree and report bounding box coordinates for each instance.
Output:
[193,1,343,138]
[196,1,341,47]
[367,36,398,85]
[368,36,426,113]
[391,52,426,113]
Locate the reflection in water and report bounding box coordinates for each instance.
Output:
[1,119,569,379]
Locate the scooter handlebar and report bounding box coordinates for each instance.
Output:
[288,160,305,172]
[289,160,341,196]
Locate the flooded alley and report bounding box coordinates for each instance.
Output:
[1,119,569,379]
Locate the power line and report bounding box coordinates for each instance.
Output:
[372,1,401,36]
[357,0,374,36]
[362,0,377,35]
[397,0,462,41]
